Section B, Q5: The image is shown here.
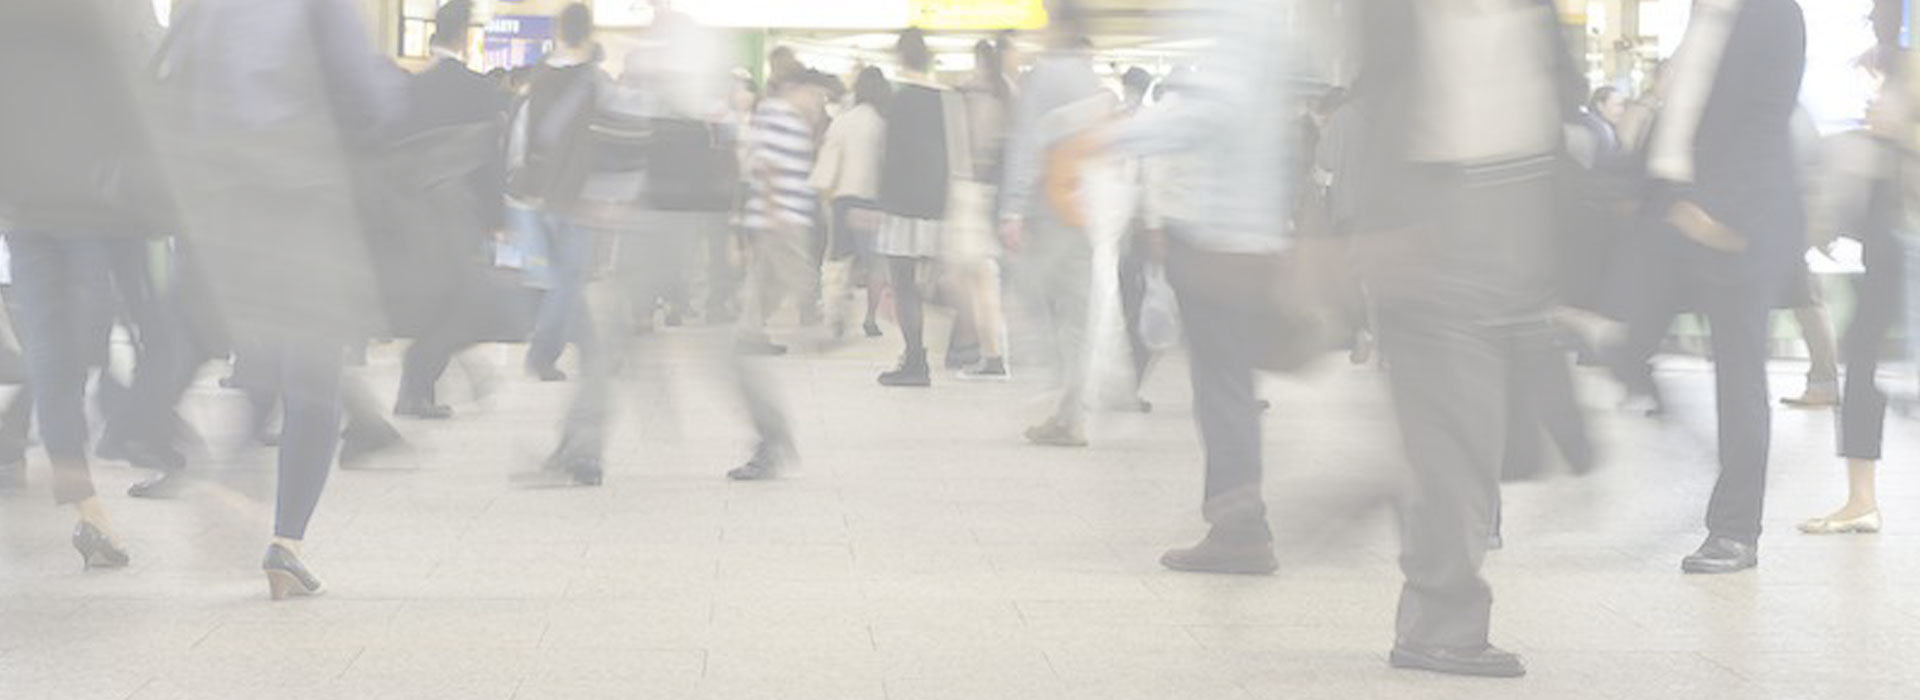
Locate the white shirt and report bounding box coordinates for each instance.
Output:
[810,103,886,201]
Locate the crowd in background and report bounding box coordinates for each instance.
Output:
[2,0,1916,680]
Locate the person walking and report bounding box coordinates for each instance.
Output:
[158,0,405,597]
[515,4,604,385]
[998,2,1108,445]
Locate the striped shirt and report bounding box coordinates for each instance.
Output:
[741,99,818,234]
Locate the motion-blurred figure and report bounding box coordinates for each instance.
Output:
[999,1,1107,445]
[386,0,509,421]
[0,0,172,568]
[1348,0,1581,677]
[1105,0,1296,572]
[158,0,404,597]
[1605,0,1807,575]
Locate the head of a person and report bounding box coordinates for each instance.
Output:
[1590,85,1625,125]
[897,29,933,75]
[974,40,1003,81]
[1121,67,1152,105]
[853,65,892,110]
[557,3,594,49]
[431,0,473,56]
[781,69,845,127]
[1044,0,1089,50]
[768,46,802,86]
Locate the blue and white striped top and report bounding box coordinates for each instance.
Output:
[741,99,819,234]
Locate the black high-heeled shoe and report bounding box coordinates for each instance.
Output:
[262,543,324,600]
[72,521,129,570]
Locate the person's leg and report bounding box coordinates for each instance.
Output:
[879,256,931,386]
[1043,223,1094,432]
[525,216,593,376]
[1379,305,1507,652]
[272,338,345,541]
[1119,235,1152,385]
[727,231,811,480]
[1784,284,1840,405]
[1164,243,1269,551]
[1700,279,1775,548]
[1816,232,1904,527]
[10,236,107,506]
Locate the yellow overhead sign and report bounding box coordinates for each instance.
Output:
[912,0,1049,30]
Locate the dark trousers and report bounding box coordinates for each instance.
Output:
[1840,228,1905,460]
[1166,238,1270,545]
[1367,165,1557,651]
[104,242,211,462]
[399,273,492,402]
[1613,222,1794,546]
[240,337,345,540]
[7,234,123,504]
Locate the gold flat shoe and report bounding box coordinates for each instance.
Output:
[1797,511,1882,535]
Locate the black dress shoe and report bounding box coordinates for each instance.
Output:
[393,395,454,420]
[1390,644,1526,678]
[262,544,323,599]
[863,321,883,338]
[1160,536,1278,575]
[1682,536,1757,574]
[72,520,130,570]
[528,365,568,382]
[127,470,189,499]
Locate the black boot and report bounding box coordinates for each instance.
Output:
[878,350,932,387]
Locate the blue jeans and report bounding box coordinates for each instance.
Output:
[524,215,596,372]
[6,234,124,504]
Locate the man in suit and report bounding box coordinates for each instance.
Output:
[390,0,508,419]
[1615,0,1807,574]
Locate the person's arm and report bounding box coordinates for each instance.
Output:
[998,71,1051,227]
[809,115,846,198]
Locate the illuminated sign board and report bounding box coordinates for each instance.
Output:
[911,0,1049,30]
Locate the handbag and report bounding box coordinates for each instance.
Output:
[1165,233,1353,373]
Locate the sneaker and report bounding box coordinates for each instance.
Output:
[957,357,1010,381]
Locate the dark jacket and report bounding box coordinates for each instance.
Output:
[878,83,951,220]
[366,124,500,336]
[0,0,163,234]
[1683,0,1808,275]
[511,62,600,215]
[399,58,509,232]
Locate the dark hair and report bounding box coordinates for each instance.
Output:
[431,0,472,49]
[853,66,893,110]
[1589,85,1618,113]
[897,28,932,73]
[1046,0,1088,46]
[974,40,1010,101]
[558,3,593,47]
[1121,67,1152,95]
[787,69,846,101]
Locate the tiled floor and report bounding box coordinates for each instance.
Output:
[2,326,1918,700]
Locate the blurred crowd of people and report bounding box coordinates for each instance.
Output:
[1,0,1914,680]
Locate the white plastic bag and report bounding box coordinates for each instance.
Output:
[1140,264,1183,352]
